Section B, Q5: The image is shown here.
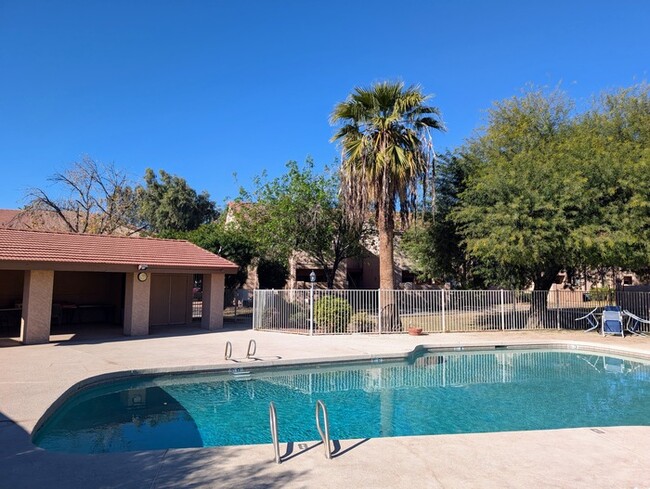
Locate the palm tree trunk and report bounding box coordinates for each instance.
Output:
[377,203,402,332]
[377,204,395,290]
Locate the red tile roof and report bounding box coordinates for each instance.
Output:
[0,228,238,272]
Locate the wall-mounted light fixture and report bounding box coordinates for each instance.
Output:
[138,264,149,271]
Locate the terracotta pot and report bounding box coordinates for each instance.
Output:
[408,327,423,336]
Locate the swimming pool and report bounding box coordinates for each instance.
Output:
[33,348,650,453]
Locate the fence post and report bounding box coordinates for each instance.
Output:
[377,289,382,334]
[252,290,258,330]
[309,287,314,336]
[441,289,446,333]
[500,289,505,331]
[556,288,561,330]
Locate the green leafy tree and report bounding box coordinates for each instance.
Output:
[452,85,650,290]
[137,168,217,234]
[402,152,484,287]
[183,220,256,289]
[331,81,444,289]
[237,159,368,289]
[452,88,577,290]
[567,85,650,275]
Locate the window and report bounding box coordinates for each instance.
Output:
[402,270,416,283]
[295,268,326,282]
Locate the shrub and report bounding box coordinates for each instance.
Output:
[515,291,532,303]
[348,311,376,333]
[261,294,299,329]
[314,296,352,333]
[588,287,613,302]
[289,310,310,329]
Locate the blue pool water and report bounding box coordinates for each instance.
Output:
[33,349,650,453]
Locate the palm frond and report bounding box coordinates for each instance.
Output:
[331,81,444,228]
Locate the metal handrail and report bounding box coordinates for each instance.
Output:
[224,341,232,360]
[315,400,332,459]
[246,339,257,359]
[269,402,281,464]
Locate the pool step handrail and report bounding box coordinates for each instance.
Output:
[315,399,332,459]
[224,341,233,360]
[246,339,257,359]
[269,401,282,464]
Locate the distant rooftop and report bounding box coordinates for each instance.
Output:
[0,208,140,235]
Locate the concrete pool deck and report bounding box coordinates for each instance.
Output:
[2,325,650,488]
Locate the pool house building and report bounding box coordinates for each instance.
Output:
[0,228,237,344]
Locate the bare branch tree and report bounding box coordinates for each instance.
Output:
[23,156,143,235]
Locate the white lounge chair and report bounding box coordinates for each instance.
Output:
[623,310,650,336]
[575,308,599,333]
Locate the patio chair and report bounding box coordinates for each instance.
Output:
[575,307,599,333]
[623,310,650,336]
[602,306,624,337]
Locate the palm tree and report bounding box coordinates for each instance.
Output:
[331,81,444,291]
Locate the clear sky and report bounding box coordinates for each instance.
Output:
[0,0,648,210]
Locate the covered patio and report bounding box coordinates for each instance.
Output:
[0,228,237,344]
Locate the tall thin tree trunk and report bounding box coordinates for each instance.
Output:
[377,204,395,290]
[378,203,402,331]
[526,266,562,328]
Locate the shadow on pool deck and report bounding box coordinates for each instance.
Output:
[45,318,253,346]
[0,407,308,489]
[0,315,253,349]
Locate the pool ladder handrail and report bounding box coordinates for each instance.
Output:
[269,401,282,464]
[315,399,332,459]
[224,340,256,361]
[246,339,257,359]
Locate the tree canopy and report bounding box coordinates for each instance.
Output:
[407,85,650,290]
[402,152,481,287]
[137,168,218,234]
[236,159,368,288]
[182,219,256,290]
[567,85,650,274]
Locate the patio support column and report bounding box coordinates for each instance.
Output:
[124,272,151,336]
[20,270,54,345]
[202,273,225,330]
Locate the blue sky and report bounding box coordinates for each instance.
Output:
[0,0,648,210]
